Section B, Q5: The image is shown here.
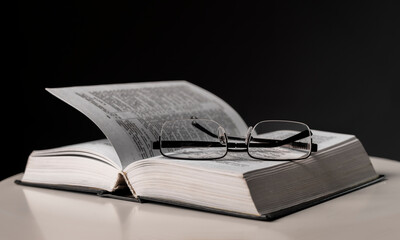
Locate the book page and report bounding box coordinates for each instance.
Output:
[31,139,121,170]
[47,81,247,168]
[310,129,355,151]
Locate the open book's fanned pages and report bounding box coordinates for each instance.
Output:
[18,131,382,220]
[260,175,384,220]
[138,175,384,221]
[19,81,382,220]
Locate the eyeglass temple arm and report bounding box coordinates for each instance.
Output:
[153,134,317,153]
[251,130,318,152]
[191,122,318,152]
[152,140,318,152]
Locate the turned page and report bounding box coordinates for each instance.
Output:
[47,81,248,168]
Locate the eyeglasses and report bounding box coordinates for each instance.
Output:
[152,117,318,161]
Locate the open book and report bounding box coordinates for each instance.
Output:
[19,81,382,220]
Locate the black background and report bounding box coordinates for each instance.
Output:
[10,1,399,180]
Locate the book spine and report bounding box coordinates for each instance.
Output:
[120,172,138,198]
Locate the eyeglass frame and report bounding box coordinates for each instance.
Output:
[152,118,318,161]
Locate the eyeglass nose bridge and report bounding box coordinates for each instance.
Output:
[245,126,253,146]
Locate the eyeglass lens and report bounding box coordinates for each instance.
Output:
[248,120,312,160]
[160,119,228,159]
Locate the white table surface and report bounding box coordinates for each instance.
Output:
[1,156,399,240]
